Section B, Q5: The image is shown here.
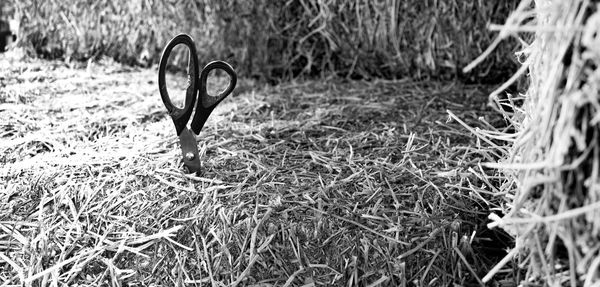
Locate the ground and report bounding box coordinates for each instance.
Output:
[0,52,516,286]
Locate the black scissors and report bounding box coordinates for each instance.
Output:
[158,34,237,174]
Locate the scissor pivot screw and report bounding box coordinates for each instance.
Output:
[185,152,195,161]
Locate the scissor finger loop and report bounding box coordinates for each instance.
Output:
[199,60,238,108]
[158,34,200,135]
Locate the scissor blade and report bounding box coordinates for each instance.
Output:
[178,128,202,174]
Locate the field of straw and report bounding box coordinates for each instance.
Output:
[4,0,600,286]
[0,51,515,285]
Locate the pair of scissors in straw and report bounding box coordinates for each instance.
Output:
[158,34,237,174]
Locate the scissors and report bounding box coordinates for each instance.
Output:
[158,34,237,174]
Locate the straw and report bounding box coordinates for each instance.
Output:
[1,54,513,285]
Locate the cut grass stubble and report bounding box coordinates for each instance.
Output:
[1,55,513,285]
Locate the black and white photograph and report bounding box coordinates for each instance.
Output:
[1,0,599,286]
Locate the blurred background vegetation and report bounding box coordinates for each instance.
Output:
[2,0,520,83]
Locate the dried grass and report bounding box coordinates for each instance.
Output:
[464,0,600,285]
[6,0,521,82]
[1,52,513,285]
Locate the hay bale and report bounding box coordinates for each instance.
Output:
[8,0,520,81]
[482,0,600,285]
[233,0,522,81]
[10,1,201,64]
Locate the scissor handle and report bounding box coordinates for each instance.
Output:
[158,34,199,135]
[190,60,237,134]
